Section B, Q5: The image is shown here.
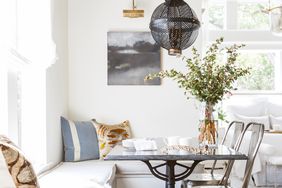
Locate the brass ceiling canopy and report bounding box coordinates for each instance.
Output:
[123,0,144,18]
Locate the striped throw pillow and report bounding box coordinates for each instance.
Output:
[92,119,132,158]
[61,117,100,162]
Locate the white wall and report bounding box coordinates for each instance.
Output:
[68,0,203,137]
[45,0,68,164]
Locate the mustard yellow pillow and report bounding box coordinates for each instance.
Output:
[92,119,132,158]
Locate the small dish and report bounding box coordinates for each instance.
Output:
[122,139,135,149]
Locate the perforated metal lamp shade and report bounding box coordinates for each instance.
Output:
[150,0,200,56]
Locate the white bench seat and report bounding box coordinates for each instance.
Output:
[39,160,116,188]
[39,160,205,188]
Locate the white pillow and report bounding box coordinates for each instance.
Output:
[270,115,282,130]
[233,113,270,130]
[267,102,282,117]
[226,102,266,117]
[259,143,277,156]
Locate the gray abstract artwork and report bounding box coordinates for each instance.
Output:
[107,32,161,85]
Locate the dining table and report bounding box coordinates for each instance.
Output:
[104,143,248,188]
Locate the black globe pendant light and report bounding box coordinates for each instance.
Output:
[150,0,200,56]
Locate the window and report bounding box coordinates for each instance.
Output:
[0,0,55,170]
[0,62,48,170]
[207,0,271,30]
[208,1,225,29]
[0,63,8,135]
[238,2,269,30]
[205,0,282,93]
[8,68,22,146]
[236,51,278,91]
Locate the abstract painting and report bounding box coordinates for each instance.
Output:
[107,32,161,85]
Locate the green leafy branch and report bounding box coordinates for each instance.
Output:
[145,37,250,105]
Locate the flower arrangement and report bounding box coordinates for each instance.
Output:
[145,37,250,145]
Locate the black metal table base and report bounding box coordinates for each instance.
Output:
[142,160,202,188]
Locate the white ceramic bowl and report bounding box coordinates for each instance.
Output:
[122,139,135,149]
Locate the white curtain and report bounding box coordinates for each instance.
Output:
[1,0,57,68]
[0,0,56,166]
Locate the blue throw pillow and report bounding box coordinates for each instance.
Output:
[61,117,100,162]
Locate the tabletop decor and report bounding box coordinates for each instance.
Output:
[150,0,200,56]
[145,37,250,146]
[160,145,214,155]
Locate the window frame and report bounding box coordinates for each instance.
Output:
[205,0,282,95]
[235,49,280,92]
[1,0,53,169]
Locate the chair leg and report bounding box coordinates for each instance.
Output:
[274,165,277,188]
[187,183,192,188]
[265,162,268,187]
[251,176,256,186]
[181,181,187,188]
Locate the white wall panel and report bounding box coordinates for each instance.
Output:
[45,0,68,165]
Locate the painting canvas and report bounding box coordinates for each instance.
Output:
[107,32,161,85]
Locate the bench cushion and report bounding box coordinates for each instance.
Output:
[39,160,116,188]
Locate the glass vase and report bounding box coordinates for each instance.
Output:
[270,7,282,36]
[198,102,218,147]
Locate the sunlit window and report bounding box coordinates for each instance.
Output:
[238,2,269,30]
[235,51,277,90]
[0,0,55,171]
[208,1,225,30]
[206,0,282,93]
[208,0,271,30]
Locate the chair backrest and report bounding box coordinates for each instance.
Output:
[239,122,264,188]
[211,121,244,174]
[221,122,264,188]
[221,121,245,148]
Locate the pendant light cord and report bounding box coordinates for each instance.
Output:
[132,0,136,10]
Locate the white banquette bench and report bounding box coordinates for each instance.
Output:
[37,117,205,188]
[38,159,204,188]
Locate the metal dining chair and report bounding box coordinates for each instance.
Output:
[181,121,245,188]
[190,122,265,188]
